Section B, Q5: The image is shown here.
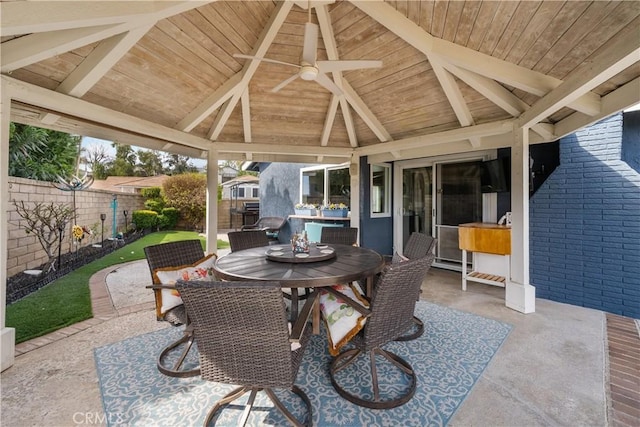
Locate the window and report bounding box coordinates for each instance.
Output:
[371,163,391,217]
[300,164,350,207]
[237,187,245,198]
[251,187,259,198]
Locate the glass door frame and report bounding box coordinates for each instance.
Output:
[393,150,498,270]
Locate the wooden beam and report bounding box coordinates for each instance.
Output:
[0,1,210,36]
[1,25,120,73]
[441,61,529,116]
[3,75,213,151]
[176,72,241,132]
[356,119,514,156]
[241,89,252,143]
[518,34,640,128]
[428,55,480,147]
[0,2,209,72]
[442,60,556,141]
[57,25,152,96]
[316,5,358,147]
[555,77,640,140]
[352,0,601,117]
[341,80,392,142]
[38,25,153,125]
[212,141,352,158]
[317,4,391,144]
[207,1,293,140]
[321,95,339,146]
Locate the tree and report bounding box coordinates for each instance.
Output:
[137,149,164,176]
[12,201,74,263]
[83,143,111,179]
[162,173,207,230]
[164,153,199,175]
[107,143,137,176]
[8,123,80,181]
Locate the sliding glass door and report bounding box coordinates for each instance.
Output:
[394,153,493,269]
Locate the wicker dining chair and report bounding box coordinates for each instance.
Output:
[144,239,206,378]
[329,253,435,409]
[403,232,436,260]
[394,232,437,341]
[176,280,316,427]
[319,227,358,246]
[227,229,270,252]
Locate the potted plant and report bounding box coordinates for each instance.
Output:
[321,203,349,218]
[294,203,317,216]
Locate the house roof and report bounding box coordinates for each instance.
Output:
[91,175,170,192]
[1,1,639,164]
[221,175,260,188]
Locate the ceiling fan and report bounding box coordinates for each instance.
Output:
[234,7,382,96]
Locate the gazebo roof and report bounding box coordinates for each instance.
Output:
[2,1,639,164]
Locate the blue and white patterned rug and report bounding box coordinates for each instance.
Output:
[95,301,511,426]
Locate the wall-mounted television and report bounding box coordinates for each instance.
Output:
[481,158,510,193]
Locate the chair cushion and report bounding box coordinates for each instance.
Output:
[153,254,217,315]
[319,283,370,356]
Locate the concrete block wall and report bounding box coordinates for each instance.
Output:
[530,113,640,318]
[7,177,144,277]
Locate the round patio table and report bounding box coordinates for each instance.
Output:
[214,243,385,332]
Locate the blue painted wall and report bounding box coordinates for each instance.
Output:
[258,162,315,243]
[530,113,640,318]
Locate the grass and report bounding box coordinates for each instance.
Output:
[6,230,229,344]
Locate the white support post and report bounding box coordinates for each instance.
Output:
[205,150,219,256]
[1,79,16,371]
[349,159,360,240]
[507,123,536,313]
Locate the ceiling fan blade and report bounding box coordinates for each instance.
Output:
[233,54,299,69]
[272,73,300,93]
[302,22,318,65]
[317,60,383,73]
[315,72,343,96]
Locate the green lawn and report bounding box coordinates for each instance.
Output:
[6,231,229,343]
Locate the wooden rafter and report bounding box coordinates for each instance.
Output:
[352,1,603,118]
[207,1,293,140]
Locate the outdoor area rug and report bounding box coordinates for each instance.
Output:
[95,301,511,426]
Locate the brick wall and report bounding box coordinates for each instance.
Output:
[7,177,146,277]
[530,113,640,318]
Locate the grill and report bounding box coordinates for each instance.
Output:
[241,202,259,226]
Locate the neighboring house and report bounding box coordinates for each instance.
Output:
[90,175,171,194]
[220,175,259,200]
[253,111,639,318]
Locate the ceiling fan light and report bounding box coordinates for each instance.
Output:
[299,65,317,81]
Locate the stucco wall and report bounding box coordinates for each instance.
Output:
[7,177,145,277]
[530,113,640,318]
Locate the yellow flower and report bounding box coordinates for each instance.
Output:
[72,225,84,239]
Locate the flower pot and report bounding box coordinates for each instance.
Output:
[321,208,348,218]
[295,208,316,216]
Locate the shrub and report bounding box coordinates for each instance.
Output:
[141,187,162,199]
[132,209,158,230]
[160,207,179,229]
[162,173,206,230]
[144,199,164,213]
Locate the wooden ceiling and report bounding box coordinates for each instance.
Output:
[1,1,639,164]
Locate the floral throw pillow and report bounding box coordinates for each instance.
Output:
[152,254,217,316]
[319,283,370,356]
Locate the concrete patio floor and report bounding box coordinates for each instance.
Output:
[1,237,638,426]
